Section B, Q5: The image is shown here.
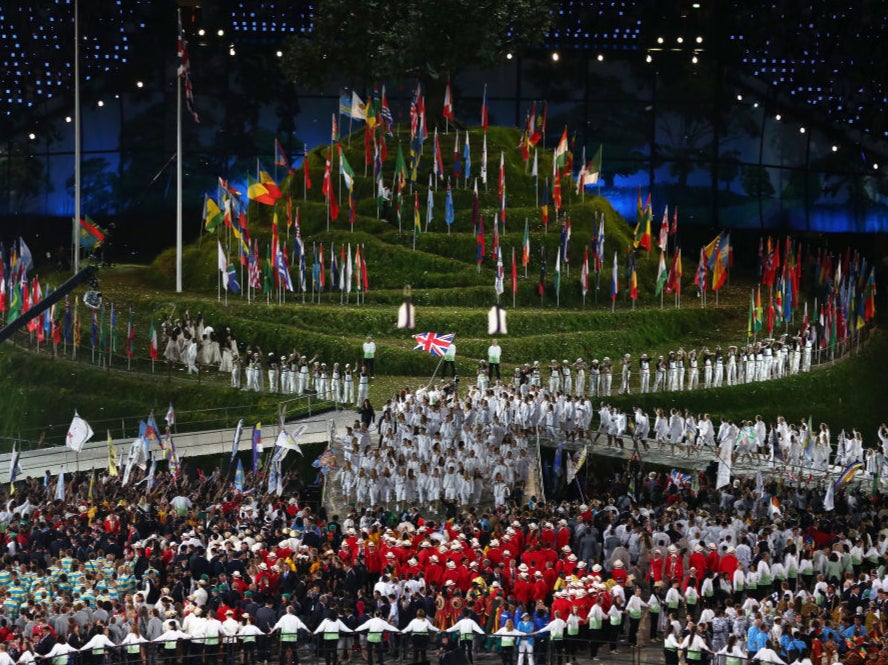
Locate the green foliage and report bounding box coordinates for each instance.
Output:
[280,0,554,89]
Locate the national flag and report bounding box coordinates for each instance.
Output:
[258,165,283,200]
[538,246,547,296]
[426,178,434,229]
[303,144,312,189]
[412,332,455,357]
[360,244,369,292]
[566,445,587,484]
[109,301,117,352]
[251,423,262,474]
[694,248,707,292]
[581,247,589,297]
[476,213,485,264]
[433,128,444,179]
[586,144,602,184]
[66,410,94,453]
[165,403,175,427]
[414,192,421,235]
[522,218,531,267]
[655,251,668,295]
[275,426,306,455]
[453,129,461,179]
[712,232,731,291]
[658,206,669,252]
[703,233,721,269]
[540,179,549,226]
[560,217,571,263]
[495,223,504,296]
[553,127,569,171]
[204,197,223,232]
[105,431,118,477]
[91,308,97,352]
[444,181,454,227]
[481,132,488,184]
[443,79,454,121]
[340,151,356,191]
[330,243,340,290]
[511,246,518,295]
[595,218,605,272]
[480,84,489,131]
[79,217,106,248]
[554,249,561,298]
[177,9,199,123]
[234,459,245,492]
[380,85,394,135]
[463,131,471,181]
[247,174,277,206]
[666,248,682,295]
[670,205,678,234]
[218,240,229,290]
[230,419,244,462]
[769,496,782,518]
[274,139,289,168]
[552,171,562,210]
[610,251,619,301]
[575,146,587,193]
[148,316,158,360]
[669,469,692,488]
[633,192,652,251]
[629,257,638,301]
[802,416,815,459]
[249,240,261,289]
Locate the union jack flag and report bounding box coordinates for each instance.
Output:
[177,10,199,123]
[669,469,692,488]
[412,332,455,357]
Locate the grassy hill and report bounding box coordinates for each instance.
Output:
[0,125,882,452]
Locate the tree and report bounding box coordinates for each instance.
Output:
[740,164,775,199]
[280,0,554,92]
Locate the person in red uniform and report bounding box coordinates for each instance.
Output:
[611,560,629,585]
[648,549,665,584]
[426,554,445,588]
[718,546,739,577]
[513,571,533,606]
[555,520,572,551]
[531,570,549,602]
[689,544,708,583]
[705,542,721,574]
[663,545,684,585]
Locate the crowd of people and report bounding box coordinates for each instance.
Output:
[0,443,881,665]
[330,376,886,519]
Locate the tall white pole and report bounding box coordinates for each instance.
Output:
[73,0,81,274]
[176,47,183,293]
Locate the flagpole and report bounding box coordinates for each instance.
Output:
[175,13,183,295]
[73,0,81,275]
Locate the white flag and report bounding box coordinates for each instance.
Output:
[65,411,94,453]
[481,133,488,184]
[823,481,834,512]
[55,466,65,501]
[716,459,732,489]
[275,424,307,455]
[218,240,229,290]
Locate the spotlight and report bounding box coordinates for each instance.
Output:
[27,132,36,140]
[753,102,759,108]
[832,145,838,152]
[198,28,205,36]
[646,54,652,63]
[775,113,781,121]
[506,53,513,60]
[217,29,224,37]
[551,52,559,62]
[799,127,806,134]
[136,81,144,88]
[276,50,283,58]
[696,36,703,44]
[597,53,604,62]
[65,116,72,123]
[657,37,664,44]
[736,94,743,101]
[229,47,236,56]
[97,100,104,107]
[677,37,684,44]
[691,55,698,64]
[874,163,880,170]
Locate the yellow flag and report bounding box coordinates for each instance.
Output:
[107,431,119,477]
[88,470,95,503]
